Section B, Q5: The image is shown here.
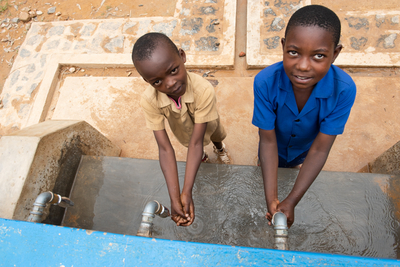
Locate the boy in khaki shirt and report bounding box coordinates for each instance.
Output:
[132,32,231,227]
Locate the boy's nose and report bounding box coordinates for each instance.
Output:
[297,57,311,71]
[165,77,176,89]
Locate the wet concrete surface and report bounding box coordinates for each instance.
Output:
[63,156,400,259]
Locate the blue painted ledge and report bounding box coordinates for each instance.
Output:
[0,218,399,266]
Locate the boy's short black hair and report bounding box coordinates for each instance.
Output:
[131,32,179,64]
[285,5,341,47]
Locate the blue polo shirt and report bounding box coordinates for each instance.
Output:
[252,61,356,162]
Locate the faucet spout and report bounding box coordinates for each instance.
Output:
[272,212,289,250]
[137,200,170,237]
[27,191,74,223]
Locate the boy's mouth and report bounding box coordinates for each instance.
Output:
[172,84,183,95]
[293,75,312,83]
[294,75,311,80]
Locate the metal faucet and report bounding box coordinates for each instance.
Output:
[27,191,74,223]
[272,212,289,250]
[137,200,170,237]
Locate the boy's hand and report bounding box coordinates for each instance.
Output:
[180,192,195,226]
[170,199,189,226]
[266,199,280,225]
[276,199,295,228]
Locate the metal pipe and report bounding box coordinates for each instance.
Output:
[137,200,170,237]
[27,191,74,223]
[272,212,289,250]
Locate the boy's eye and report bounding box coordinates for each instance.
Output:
[288,51,298,56]
[314,54,325,59]
[153,80,162,86]
[171,67,178,74]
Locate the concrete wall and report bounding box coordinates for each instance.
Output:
[0,120,121,221]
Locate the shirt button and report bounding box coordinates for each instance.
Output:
[289,145,293,148]
[291,134,296,137]
[294,119,300,122]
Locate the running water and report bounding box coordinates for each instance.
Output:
[63,156,400,259]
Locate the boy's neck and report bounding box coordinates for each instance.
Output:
[293,85,314,113]
[168,95,182,110]
[291,81,316,95]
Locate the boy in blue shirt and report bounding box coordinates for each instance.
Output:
[252,5,356,228]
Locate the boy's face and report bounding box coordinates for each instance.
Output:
[281,25,342,92]
[135,45,187,100]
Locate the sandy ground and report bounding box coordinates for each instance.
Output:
[0,0,175,94]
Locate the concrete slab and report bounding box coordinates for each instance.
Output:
[50,75,259,165]
[0,0,236,135]
[51,76,153,158]
[0,120,120,220]
[335,75,400,172]
[246,0,400,68]
[48,72,400,172]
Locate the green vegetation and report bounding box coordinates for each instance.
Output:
[0,0,9,14]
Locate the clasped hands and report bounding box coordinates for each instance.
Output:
[170,192,195,226]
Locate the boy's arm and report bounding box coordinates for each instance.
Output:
[153,129,188,226]
[180,122,208,226]
[278,132,336,227]
[259,128,280,225]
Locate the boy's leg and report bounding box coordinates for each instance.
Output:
[202,150,209,163]
[212,141,232,164]
[213,141,223,150]
[207,119,231,164]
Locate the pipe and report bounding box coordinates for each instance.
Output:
[137,200,170,237]
[272,212,289,250]
[27,191,74,223]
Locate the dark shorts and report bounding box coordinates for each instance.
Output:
[258,145,308,168]
[278,150,308,168]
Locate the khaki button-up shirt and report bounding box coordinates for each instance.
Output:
[140,72,226,147]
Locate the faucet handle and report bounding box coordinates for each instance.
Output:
[157,204,170,218]
[59,197,74,208]
[51,193,74,208]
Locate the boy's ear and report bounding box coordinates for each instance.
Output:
[331,44,343,63]
[281,38,286,50]
[179,48,187,63]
